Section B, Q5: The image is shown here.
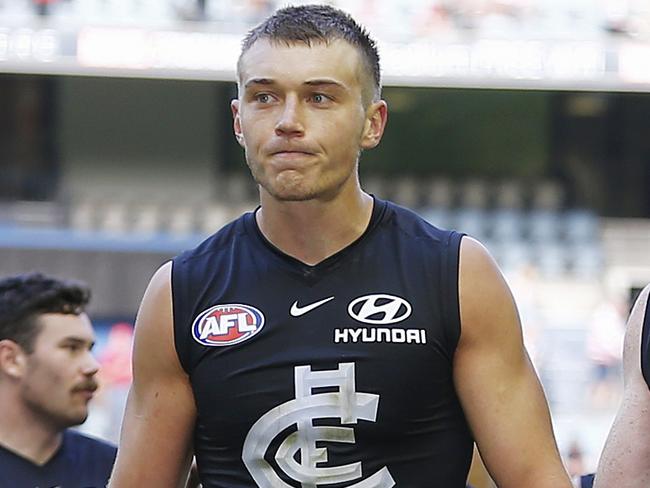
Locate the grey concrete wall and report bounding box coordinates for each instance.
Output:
[0,247,171,318]
[57,76,220,202]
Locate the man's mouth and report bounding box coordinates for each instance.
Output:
[72,382,98,398]
[73,389,96,401]
[271,150,314,159]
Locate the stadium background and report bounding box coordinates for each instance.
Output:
[1,0,650,486]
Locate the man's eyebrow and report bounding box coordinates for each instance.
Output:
[304,79,347,90]
[244,78,275,88]
[243,78,347,90]
[60,336,95,349]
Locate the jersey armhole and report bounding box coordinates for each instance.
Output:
[441,231,465,355]
[170,257,192,375]
[641,294,650,390]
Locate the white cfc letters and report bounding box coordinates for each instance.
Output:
[242,363,395,488]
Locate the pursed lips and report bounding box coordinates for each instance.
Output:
[271,148,313,155]
[267,142,317,157]
[269,150,316,166]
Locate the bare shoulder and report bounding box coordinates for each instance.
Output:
[622,284,650,380]
[458,236,518,343]
[625,285,650,348]
[458,234,495,262]
[133,262,186,387]
[139,260,173,318]
[458,236,507,292]
[131,261,179,377]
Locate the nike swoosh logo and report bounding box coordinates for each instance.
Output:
[290,296,335,317]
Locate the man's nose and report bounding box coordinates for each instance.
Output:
[275,96,304,137]
[81,351,100,376]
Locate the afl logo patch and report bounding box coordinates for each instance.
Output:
[192,304,265,347]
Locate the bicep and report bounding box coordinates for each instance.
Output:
[109,262,196,488]
[596,286,650,488]
[453,237,569,488]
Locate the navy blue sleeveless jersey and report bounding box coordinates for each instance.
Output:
[0,429,117,488]
[641,291,650,390]
[172,197,474,488]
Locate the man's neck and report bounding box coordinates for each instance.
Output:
[0,394,63,465]
[256,188,374,266]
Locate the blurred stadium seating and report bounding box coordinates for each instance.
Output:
[0,175,608,281]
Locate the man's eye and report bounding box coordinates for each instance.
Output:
[312,94,328,103]
[256,93,271,103]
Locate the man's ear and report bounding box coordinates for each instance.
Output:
[231,99,245,147]
[360,100,388,150]
[0,339,27,379]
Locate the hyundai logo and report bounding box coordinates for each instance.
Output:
[347,294,412,324]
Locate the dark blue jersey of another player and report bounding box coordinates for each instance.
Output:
[172,197,474,488]
[0,429,117,488]
[580,473,595,488]
[641,292,650,390]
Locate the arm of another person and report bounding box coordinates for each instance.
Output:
[108,262,197,487]
[453,237,572,488]
[595,285,650,488]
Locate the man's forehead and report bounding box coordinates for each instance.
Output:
[238,38,364,84]
[36,312,95,342]
[242,36,352,55]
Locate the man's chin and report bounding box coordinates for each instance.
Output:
[252,169,317,201]
[60,410,90,428]
[273,192,316,202]
[264,183,318,202]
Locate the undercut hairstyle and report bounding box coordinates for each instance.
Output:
[238,4,381,103]
[0,272,90,353]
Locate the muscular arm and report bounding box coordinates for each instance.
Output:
[453,237,571,488]
[109,262,197,487]
[595,285,650,488]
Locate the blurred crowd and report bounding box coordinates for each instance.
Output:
[2,0,650,40]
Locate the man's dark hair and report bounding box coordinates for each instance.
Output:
[0,272,90,353]
[238,4,381,102]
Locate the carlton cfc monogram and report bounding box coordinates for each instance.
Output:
[242,362,395,488]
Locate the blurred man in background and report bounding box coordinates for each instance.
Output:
[110,4,571,487]
[586,297,625,408]
[32,0,58,16]
[595,284,650,488]
[0,272,116,487]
